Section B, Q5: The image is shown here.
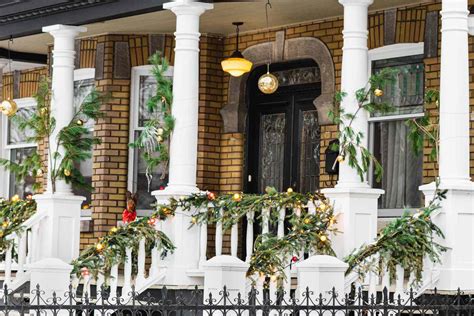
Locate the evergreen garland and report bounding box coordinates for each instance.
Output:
[130,52,174,189]
[0,197,37,258]
[329,68,398,182]
[345,182,448,285]
[71,216,175,280]
[0,77,105,193]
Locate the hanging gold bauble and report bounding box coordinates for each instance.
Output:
[64,169,71,177]
[258,72,279,94]
[0,99,18,117]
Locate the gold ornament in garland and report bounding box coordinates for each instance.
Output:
[0,99,18,117]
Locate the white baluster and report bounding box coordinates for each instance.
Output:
[368,271,377,302]
[245,212,255,263]
[395,265,404,298]
[199,213,208,267]
[4,244,13,288]
[382,267,390,291]
[277,207,285,238]
[215,209,223,256]
[16,232,27,277]
[26,230,32,264]
[82,274,91,300]
[408,271,416,292]
[150,245,160,278]
[121,247,132,299]
[96,273,105,298]
[136,238,146,287]
[109,264,119,300]
[262,208,270,236]
[231,222,238,257]
[30,225,39,263]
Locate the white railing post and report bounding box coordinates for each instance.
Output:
[199,208,208,268]
[231,222,238,257]
[4,244,13,288]
[136,238,146,287]
[16,232,27,277]
[110,264,119,299]
[245,212,255,263]
[121,247,132,299]
[216,209,223,256]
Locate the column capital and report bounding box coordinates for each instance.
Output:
[164,1,213,16]
[42,24,87,38]
[339,0,373,6]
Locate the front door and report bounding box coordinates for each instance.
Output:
[246,60,322,194]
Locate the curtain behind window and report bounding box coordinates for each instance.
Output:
[375,120,423,209]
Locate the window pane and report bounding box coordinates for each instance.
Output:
[138,75,159,127]
[74,78,96,130]
[299,110,320,193]
[258,113,286,193]
[372,57,424,117]
[373,120,423,209]
[9,147,36,198]
[132,132,168,210]
[8,106,35,145]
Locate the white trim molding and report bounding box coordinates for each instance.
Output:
[368,42,424,77]
[74,68,95,81]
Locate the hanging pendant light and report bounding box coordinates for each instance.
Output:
[258,64,279,94]
[221,22,253,77]
[258,0,278,94]
[1,37,17,117]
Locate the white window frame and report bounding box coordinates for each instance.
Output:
[0,97,38,198]
[367,43,425,217]
[128,65,174,216]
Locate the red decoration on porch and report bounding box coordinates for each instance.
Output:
[159,186,165,190]
[291,256,298,263]
[122,191,138,224]
[207,191,216,201]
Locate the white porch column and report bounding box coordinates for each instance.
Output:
[42,24,86,195]
[161,0,213,196]
[420,0,474,291]
[152,1,213,288]
[322,0,383,258]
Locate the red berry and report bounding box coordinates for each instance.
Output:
[292,256,298,263]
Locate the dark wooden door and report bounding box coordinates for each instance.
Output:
[246,60,322,194]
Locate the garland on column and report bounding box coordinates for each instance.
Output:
[130,52,174,190]
[0,78,105,193]
[329,68,398,182]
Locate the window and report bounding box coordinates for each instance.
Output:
[128,65,173,211]
[72,68,95,209]
[1,98,37,198]
[368,44,425,212]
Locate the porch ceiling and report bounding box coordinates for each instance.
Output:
[0,0,426,56]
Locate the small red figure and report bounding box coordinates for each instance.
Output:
[122,191,138,224]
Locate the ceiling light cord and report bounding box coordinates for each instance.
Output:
[265,0,272,73]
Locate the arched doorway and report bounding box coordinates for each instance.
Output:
[245,59,322,194]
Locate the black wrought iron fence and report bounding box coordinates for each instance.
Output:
[1,284,474,316]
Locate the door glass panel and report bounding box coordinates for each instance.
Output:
[299,110,320,193]
[258,113,286,193]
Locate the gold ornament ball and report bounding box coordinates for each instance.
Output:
[40,107,48,115]
[2,221,9,228]
[232,193,242,202]
[110,227,118,233]
[0,99,18,117]
[76,119,84,126]
[374,88,384,97]
[320,235,327,242]
[336,155,345,163]
[258,72,279,94]
[287,187,293,194]
[96,243,105,252]
[64,169,71,177]
[304,218,311,224]
[11,194,20,202]
[156,128,164,136]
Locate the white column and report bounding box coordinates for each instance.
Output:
[336,0,373,189]
[0,60,9,198]
[161,1,213,196]
[322,0,382,258]
[420,0,474,291]
[439,0,471,185]
[42,25,86,195]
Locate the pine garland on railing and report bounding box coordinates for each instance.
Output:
[71,216,175,279]
[0,196,37,256]
[344,181,448,285]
